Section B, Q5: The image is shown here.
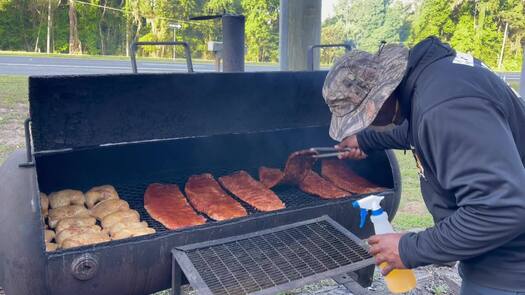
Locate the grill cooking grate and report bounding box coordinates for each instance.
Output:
[111,166,388,233]
[172,216,374,295]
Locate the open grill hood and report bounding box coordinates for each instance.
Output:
[29,72,330,152]
[0,71,402,295]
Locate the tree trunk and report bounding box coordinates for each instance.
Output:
[68,0,81,54]
[46,0,52,53]
[126,20,130,56]
[99,0,107,55]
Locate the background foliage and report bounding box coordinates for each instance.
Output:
[0,0,522,69]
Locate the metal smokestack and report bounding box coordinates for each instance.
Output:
[222,15,245,72]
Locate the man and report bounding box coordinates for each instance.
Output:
[322,36,525,294]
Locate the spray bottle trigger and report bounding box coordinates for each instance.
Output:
[359,208,368,229]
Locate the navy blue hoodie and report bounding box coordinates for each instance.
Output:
[357,37,525,291]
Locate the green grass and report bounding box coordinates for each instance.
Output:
[392,150,434,231]
[0,75,28,105]
[0,75,28,163]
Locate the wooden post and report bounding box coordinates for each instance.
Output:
[279,0,322,71]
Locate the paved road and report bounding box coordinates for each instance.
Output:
[0,55,521,82]
[0,55,278,76]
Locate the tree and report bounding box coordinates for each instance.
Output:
[409,0,455,44]
[68,0,81,54]
[409,0,524,70]
[322,0,413,57]
[241,0,279,62]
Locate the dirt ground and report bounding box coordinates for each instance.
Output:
[289,264,461,295]
[149,264,461,295]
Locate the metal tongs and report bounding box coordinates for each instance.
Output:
[309,147,355,159]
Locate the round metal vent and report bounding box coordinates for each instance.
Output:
[71,254,99,281]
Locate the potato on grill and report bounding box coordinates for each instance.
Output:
[90,199,129,220]
[55,216,97,234]
[85,185,120,209]
[55,225,102,245]
[61,232,111,249]
[101,210,140,229]
[48,189,85,209]
[111,227,156,240]
[107,221,148,237]
[40,192,49,216]
[48,205,90,228]
[44,229,55,243]
[46,242,58,252]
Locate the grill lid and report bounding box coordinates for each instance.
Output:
[172,216,373,295]
[29,71,330,152]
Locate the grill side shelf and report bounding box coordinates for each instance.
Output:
[171,216,374,295]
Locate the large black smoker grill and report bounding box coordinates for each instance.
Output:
[0,71,401,294]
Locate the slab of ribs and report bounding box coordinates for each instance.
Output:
[298,170,350,199]
[218,170,285,211]
[258,149,317,189]
[185,173,248,221]
[144,183,206,230]
[321,159,384,194]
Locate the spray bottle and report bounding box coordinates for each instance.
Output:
[353,195,416,294]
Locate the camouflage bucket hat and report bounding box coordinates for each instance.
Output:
[322,44,409,141]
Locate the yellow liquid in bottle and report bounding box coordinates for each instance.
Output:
[380,262,417,294]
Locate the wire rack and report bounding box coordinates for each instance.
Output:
[172,216,374,295]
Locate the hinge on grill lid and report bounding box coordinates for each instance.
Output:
[19,118,35,168]
[171,216,374,295]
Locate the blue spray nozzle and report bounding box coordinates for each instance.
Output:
[353,200,369,228]
[353,196,384,229]
[359,208,368,228]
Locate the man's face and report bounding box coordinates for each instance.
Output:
[369,91,403,131]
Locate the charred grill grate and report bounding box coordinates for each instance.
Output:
[111,167,386,233]
[172,216,374,295]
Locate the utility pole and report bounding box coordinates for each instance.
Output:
[520,44,525,99]
[46,0,52,54]
[497,22,508,70]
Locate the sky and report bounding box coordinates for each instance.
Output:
[322,0,336,21]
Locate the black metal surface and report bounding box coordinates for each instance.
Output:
[172,216,373,295]
[28,71,329,152]
[130,41,193,73]
[44,197,378,295]
[0,68,402,295]
[222,15,245,72]
[0,151,47,294]
[1,146,396,294]
[19,118,34,168]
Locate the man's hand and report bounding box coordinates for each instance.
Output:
[368,233,407,275]
[335,135,367,160]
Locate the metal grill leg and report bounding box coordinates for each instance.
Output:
[172,255,182,295]
[332,271,372,295]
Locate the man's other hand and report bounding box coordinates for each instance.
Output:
[368,233,407,275]
[335,135,367,160]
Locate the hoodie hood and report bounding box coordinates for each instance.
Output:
[398,37,455,118]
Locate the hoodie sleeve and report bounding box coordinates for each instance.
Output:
[356,121,411,153]
[399,97,525,268]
